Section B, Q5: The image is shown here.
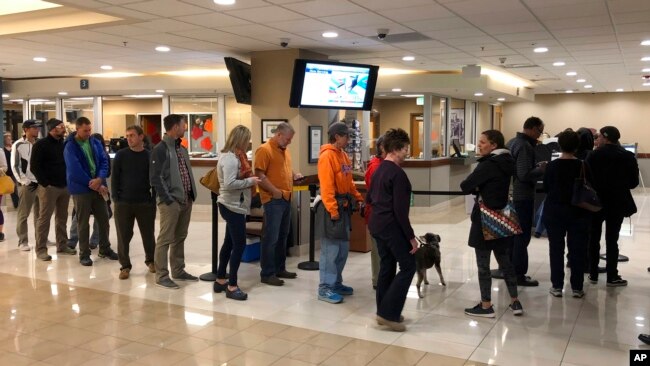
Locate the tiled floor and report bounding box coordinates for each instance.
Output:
[0,193,649,365]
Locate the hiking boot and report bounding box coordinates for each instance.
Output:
[80,256,93,266]
[277,270,297,279]
[333,284,354,296]
[119,268,130,280]
[318,289,343,304]
[156,278,180,289]
[225,287,248,301]
[37,252,52,261]
[549,287,563,297]
[173,272,199,281]
[18,243,31,252]
[376,315,406,332]
[261,276,284,286]
[510,300,524,316]
[147,262,156,273]
[98,249,118,260]
[464,303,495,318]
[57,247,77,255]
[606,276,627,287]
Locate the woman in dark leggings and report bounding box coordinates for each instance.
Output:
[460,130,523,318]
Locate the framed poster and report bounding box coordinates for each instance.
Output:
[450,108,465,145]
[261,119,287,143]
[308,126,323,163]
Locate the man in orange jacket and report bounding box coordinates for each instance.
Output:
[317,122,363,304]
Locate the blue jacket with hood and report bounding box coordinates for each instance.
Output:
[63,132,109,195]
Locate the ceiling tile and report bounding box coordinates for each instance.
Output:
[224,6,305,23]
[96,5,159,20]
[284,0,366,17]
[174,12,251,28]
[135,19,204,32]
[320,12,394,28]
[377,4,454,22]
[266,19,333,33]
[123,0,209,17]
[349,0,433,11]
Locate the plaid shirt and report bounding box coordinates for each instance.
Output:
[175,140,192,199]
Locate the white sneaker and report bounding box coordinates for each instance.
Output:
[18,243,31,251]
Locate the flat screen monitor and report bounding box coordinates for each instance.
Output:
[451,138,462,157]
[224,57,251,105]
[289,59,379,110]
[621,143,637,156]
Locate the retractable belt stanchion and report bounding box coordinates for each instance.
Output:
[298,184,319,271]
[200,191,219,281]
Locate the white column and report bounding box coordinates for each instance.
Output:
[55,97,63,121]
[23,100,30,120]
[93,97,103,134]
[217,95,226,152]
[423,93,432,160]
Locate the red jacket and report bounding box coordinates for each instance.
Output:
[363,156,383,225]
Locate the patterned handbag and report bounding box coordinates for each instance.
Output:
[478,199,523,241]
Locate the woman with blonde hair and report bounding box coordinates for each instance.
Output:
[213,125,260,300]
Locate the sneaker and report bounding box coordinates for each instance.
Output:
[261,276,284,286]
[510,300,524,316]
[173,272,199,281]
[147,262,156,273]
[80,256,93,266]
[98,249,118,260]
[588,275,598,284]
[18,243,31,252]
[549,287,563,297]
[333,284,354,296]
[213,281,227,293]
[37,252,52,261]
[376,315,406,332]
[572,290,585,298]
[57,247,77,255]
[464,303,495,318]
[517,276,539,287]
[156,278,180,289]
[318,289,343,304]
[225,287,248,301]
[119,268,130,280]
[277,270,297,279]
[606,277,628,287]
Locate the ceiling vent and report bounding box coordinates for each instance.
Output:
[499,63,539,69]
[529,77,561,82]
[368,32,431,44]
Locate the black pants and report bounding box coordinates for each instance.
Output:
[114,202,156,270]
[589,210,624,281]
[475,246,517,302]
[217,204,247,287]
[543,203,589,291]
[374,228,416,322]
[512,199,534,278]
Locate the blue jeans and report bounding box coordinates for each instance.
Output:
[512,199,534,277]
[319,235,349,292]
[260,199,291,278]
[217,204,247,286]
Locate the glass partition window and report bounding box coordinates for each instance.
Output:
[3,100,23,141]
[431,96,445,157]
[63,98,94,134]
[102,96,163,146]
[171,96,219,157]
[448,98,465,155]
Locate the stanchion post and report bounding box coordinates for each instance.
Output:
[200,191,219,281]
[298,184,319,270]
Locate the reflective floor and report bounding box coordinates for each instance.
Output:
[0,193,649,365]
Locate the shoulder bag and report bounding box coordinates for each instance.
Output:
[0,170,15,195]
[479,197,523,241]
[571,161,601,212]
[199,167,220,195]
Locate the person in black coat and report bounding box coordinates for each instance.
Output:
[460,130,522,318]
[585,126,638,286]
[543,130,593,298]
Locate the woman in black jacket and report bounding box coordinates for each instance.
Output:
[460,130,522,318]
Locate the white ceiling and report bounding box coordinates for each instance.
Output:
[1,0,650,94]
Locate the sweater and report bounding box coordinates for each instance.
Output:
[506,132,544,201]
[317,144,363,218]
[217,152,256,215]
[111,148,154,203]
[363,155,383,225]
[30,134,67,188]
[367,160,415,241]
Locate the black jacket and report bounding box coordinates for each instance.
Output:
[586,144,638,217]
[460,149,515,249]
[30,134,67,188]
[507,132,544,201]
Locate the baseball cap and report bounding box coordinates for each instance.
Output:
[23,119,42,129]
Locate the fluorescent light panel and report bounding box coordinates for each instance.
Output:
[0,0,60,16]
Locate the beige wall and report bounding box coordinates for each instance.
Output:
[502,92,650,152]
[477,102,492,137]
[225,96,252,132]
[373,98,423,133]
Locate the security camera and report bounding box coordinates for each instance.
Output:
[280,38,290,48]
[377,29,389,40]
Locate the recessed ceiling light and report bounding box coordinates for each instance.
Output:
[642,68,650,73]
[566,71,577,76]
[400,94,423,97]
[497,97,506,101]
[58,91,68,95]
[100,65,113,70]
[576,79,586,83]
[533,47,548,53]
[155,89,165,93]
[474,92,484,96]
[616,88,624,92]
[402,56,415,61]
[155,46,170,52]
[1,94,8,98]
[33,57,47,62]
[553,61,565,67]
[565,90,574,93]
[641,56,650,61]
[214,0,235,4]
[641,40,650,46]
[391,88,402,92]
[584,84,593,88]
[644,82,650,86]
[322,32,338,38]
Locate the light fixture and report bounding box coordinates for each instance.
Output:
[391,88,402,92]
[214,0,235,4]
[322,31,338,38]
[584,84,593,88]
[100,65,113,70]
[553,61,565,67]
[402,56,415,61]
[616,88,624,92]
[155,89,165,93]
[576,79,586,83]
[565,90,574,93]
[83,72,143,78]
[474,92,484,96]
[642,56,650,61]
[533,47,548,53]
[643,68,650,73]
[400,94,423,97]
[566,71,577,76]
[1,94,8,98]
[644,82,650,86]
[58,91,68,95]
[122,94,164,98]
[160,69,229,77]
[155,46,171,52]
[642,40,650,46]
[33,57,47,62]
[497,97,506,101]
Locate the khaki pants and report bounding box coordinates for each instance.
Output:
[155,201,192,281]
[36,185,70,254]
[16,184,40,245]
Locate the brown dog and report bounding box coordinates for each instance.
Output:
[415,233,446,298]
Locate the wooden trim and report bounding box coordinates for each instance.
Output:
[402,158,452,168]
[637,153,650,159]
[190,159,218,167]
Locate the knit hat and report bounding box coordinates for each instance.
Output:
[46,118,63,131]
[599,126,620,143]
[22,119,42,129]
[327,122,354,139]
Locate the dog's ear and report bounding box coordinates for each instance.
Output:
[424,233,434,241]
[435,234,441,243]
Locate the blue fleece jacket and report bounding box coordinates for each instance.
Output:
[63,132,109,195]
